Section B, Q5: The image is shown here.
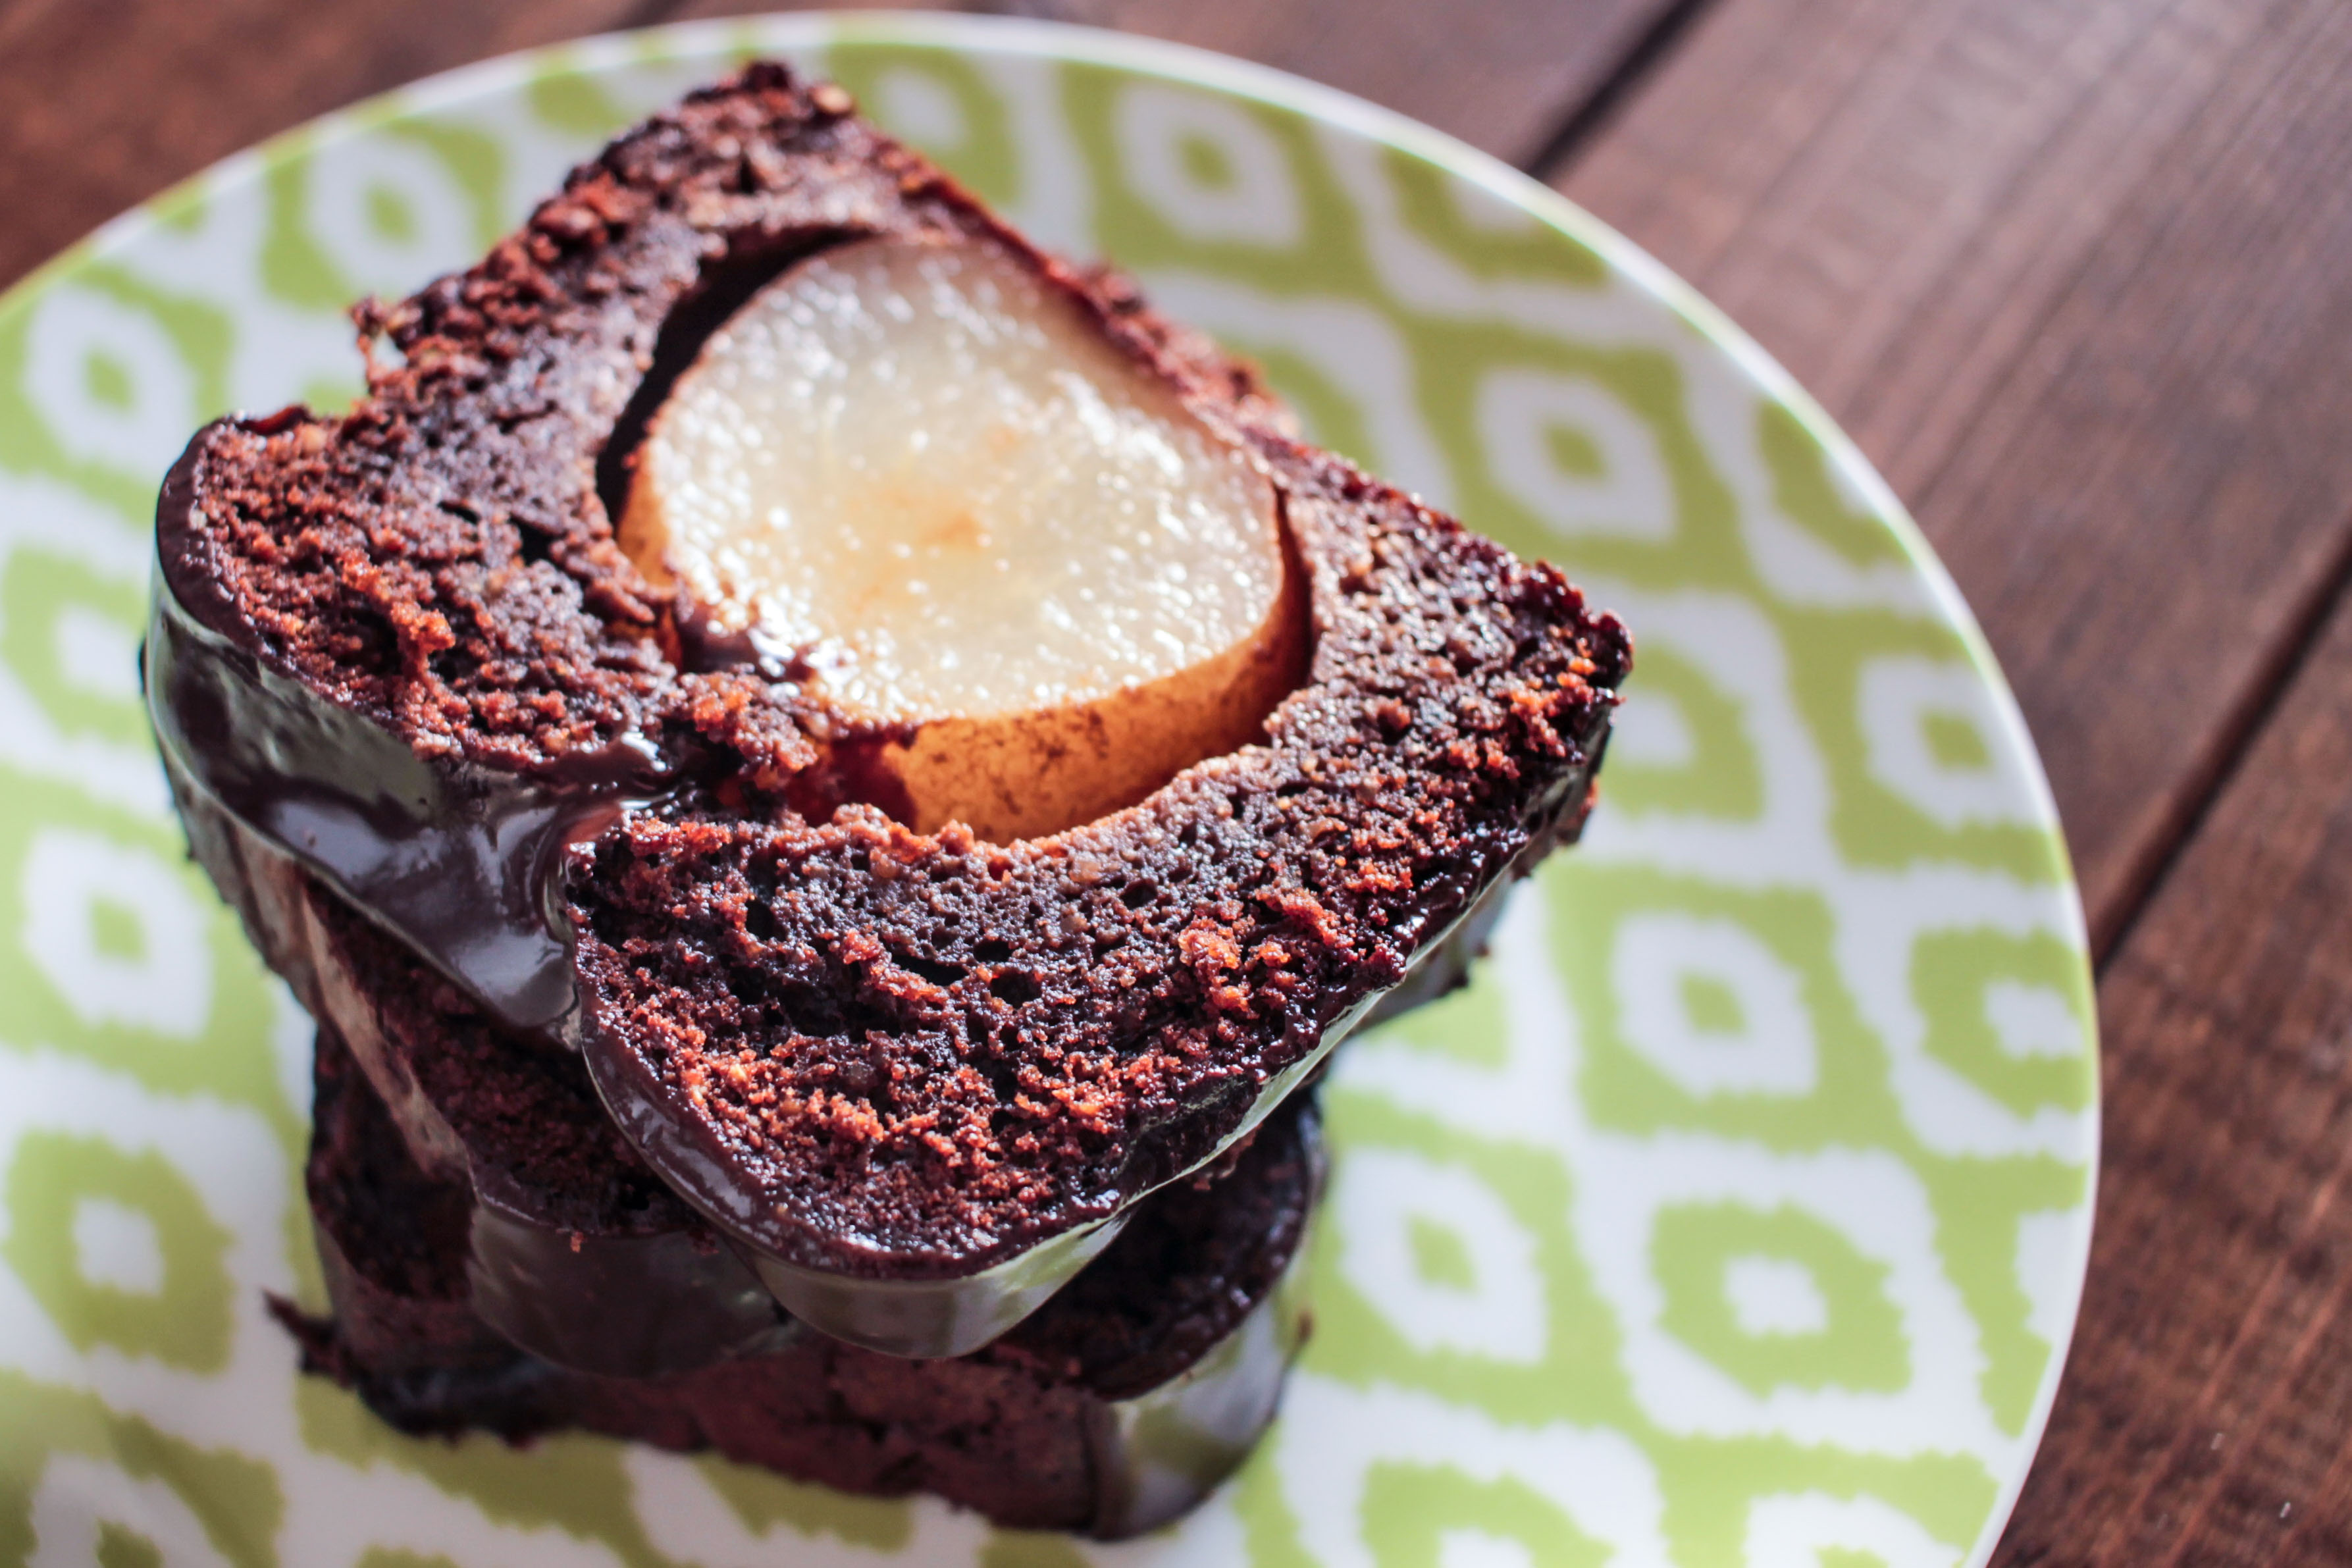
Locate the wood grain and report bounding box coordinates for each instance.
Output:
[948,0,1686,170]
[1555,0,2352,954]
[1999,583,2352,1564]
[0,0,1686,296]
[0,0,802,292]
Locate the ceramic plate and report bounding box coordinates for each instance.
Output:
[0,14,2098,1567]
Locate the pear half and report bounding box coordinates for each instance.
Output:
[622,234,1304,841]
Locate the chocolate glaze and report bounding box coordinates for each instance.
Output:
[173,781,789,1377]
[147,65,1628,1357]
[289,1027,1320,1537]
[147,485,664,1033]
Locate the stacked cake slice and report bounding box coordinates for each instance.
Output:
[293,987,1320,1537]
[145,65,1625,1535]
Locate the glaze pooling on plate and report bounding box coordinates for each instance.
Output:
[0,15,2095,1567]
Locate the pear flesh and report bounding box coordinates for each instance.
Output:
[624,235,1301,841]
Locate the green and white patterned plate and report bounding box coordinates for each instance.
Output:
[0,14,2098,1567]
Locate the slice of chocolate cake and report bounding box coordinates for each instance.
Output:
[289,1020,1321,1538]
[147,63,1627,1356]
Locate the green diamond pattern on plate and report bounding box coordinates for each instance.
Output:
[0,16,2095,1567]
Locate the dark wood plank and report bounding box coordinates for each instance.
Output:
[1554,0,2352,954]
[961,0,1686,169]
[1996,580,2352,1564]
[0,0,658,290]
[0,0,1681,297]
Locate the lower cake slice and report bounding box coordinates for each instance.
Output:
[190,804,789,1378]
[285,1020,1321,1537]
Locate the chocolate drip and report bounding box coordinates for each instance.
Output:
[175,800,790,1378]
[148,438,667,1034]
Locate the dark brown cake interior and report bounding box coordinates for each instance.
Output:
[307,1016,474,1312]
[307,887,683,1232]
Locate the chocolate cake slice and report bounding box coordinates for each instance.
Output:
[147,64,1628,1355]
[290,1020,1321,1538]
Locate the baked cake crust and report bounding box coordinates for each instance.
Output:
[147,63,1627,1355]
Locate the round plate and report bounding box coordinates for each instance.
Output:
[0,14,2097,1567]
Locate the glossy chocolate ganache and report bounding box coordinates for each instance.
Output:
[147,63,1628,1357]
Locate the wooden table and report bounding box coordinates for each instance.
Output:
[8,1,2347,1559]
